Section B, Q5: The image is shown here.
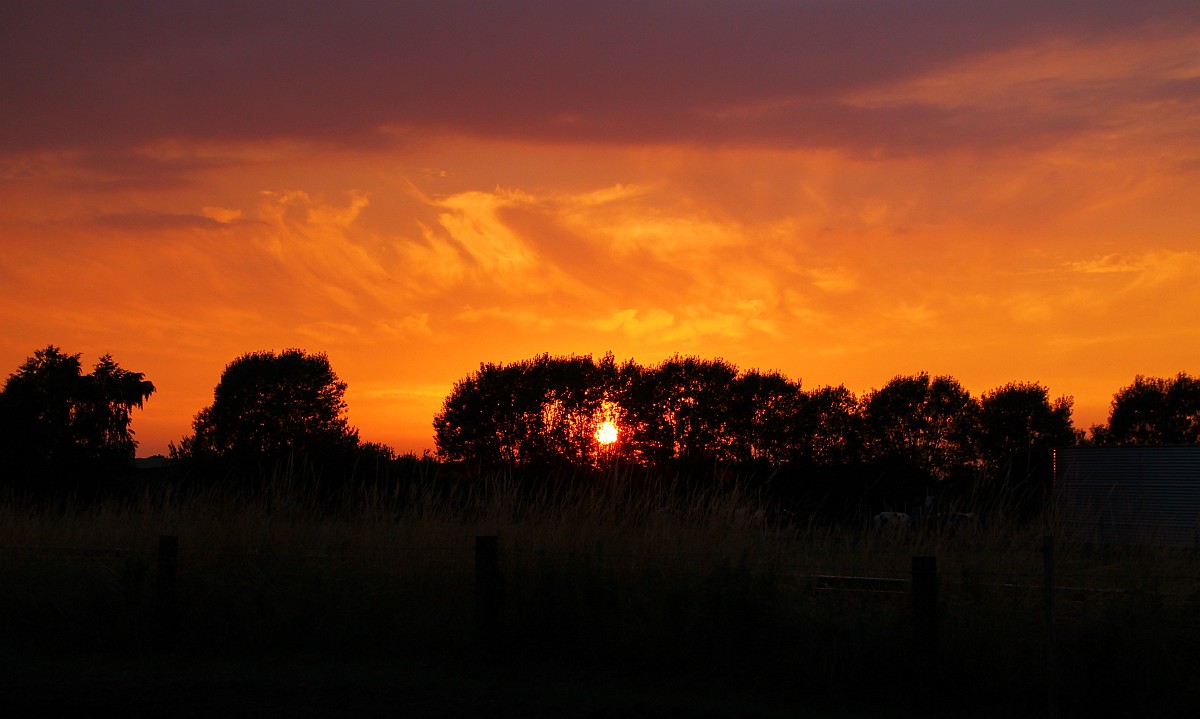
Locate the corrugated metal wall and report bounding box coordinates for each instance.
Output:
[1054,446,1200,547]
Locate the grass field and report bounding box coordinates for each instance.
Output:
[2,468,1198,717]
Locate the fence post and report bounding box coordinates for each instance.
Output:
[156,535,178,649]
[912,555,938,664]
[475,535,503,649]
[1043,536,1059,719]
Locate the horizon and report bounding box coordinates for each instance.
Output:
[2,1,1197,457]
[0,345,1166,459]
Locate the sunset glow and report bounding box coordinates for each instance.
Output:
[595,421,619,447]
[2,2,1198,456]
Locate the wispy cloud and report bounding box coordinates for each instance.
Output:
[1066,254,1147,274]
[594,309,676,338]
[94,212,229,231]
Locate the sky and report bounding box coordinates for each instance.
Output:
[2,1,1198,457]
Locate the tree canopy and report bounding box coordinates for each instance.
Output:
[1097,373,1200,445]
[978,382,1076,473]
[0,346,155,472]
[860,373,980,481]
[175,349,359,461]
[620,355,740,464]
[432,354,1101,509]
[434,353,623,469]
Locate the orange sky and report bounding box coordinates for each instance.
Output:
[2,2,1198,456]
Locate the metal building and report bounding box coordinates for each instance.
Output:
[1054,446,1200,547]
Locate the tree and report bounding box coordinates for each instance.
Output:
[978,382,1076,506]
[535,352,623,467]
[433,360,517,466]
[861,373,980,482]
[435,353,764,468]
[797,385,862,466]
[1102,373,1200,445]
[434,353,623,468]
[176,349,358,460]
[978,383,1075,471]
[0,346,155,471]
[76,354,160,461]
[726,369,803,464]
[620,355,739,464]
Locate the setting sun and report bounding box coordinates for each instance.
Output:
[595,420,619,446]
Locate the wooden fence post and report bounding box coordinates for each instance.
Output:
[475,535,503,649]
[156,535,178,649]
[912,555,938,663]
[1044,535,1059,719]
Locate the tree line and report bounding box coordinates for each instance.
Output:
[433,353,1078,478]
[1,345,1197,498]
[434,353,1200,499]
[0,346,383,495]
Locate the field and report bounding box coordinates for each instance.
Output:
[2,467,1199,717]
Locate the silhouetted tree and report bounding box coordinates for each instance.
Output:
[1100,373,1200,445]
[434,353,624,467]
[0,346,154,474]
[437,354,775,469]
[861,373,980,483]
[433,360,516,465]
[175,349,358,461]
[727,369,803,463]
[977,382,1076,507]
[621,355,739,464]
[797,385,862,466]
[432,352,1098,512]
[537,352,625,467]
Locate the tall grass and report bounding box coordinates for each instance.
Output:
[2,467,1198,714]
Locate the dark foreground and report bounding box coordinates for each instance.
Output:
[5,651,1049,719]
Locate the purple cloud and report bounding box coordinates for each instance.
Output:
[2,0,1197,153]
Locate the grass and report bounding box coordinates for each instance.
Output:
[2,467,1199,717]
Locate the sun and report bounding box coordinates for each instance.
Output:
[595,420,619,445]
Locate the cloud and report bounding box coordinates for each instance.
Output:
[3,1,1198,155]
[1066,254,1146,274]
[886,303,937,327]
[591,302,780,345]
[94,212,228,231]
[201,206,243,224]
[361,180,809,353]
[35,149,235,192]
[434,191,542,280]
[376,315,433,339]
[1064,251,1200,288]
[594,309,676,338]
[808,266,859,294]
[454,305,559,332]
[295,321,362,345]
